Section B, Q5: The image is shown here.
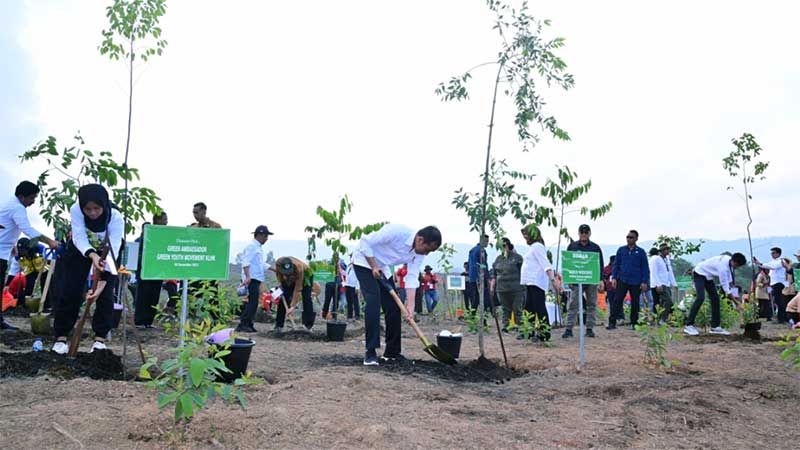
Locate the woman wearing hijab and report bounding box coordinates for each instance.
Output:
[520,224,562,341]
[51,184,123,355]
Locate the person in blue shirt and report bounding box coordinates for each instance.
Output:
[607,229,650,330]
[468,234,492,311]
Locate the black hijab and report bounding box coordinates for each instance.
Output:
[78,184,111,233]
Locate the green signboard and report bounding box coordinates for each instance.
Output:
[141,225,230,280]
[561,251,600,284]
[795,269,800,291]
[676,275,693,290]
[314,271,334,284]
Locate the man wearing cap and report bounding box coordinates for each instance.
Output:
[275,256,315,332]
[422,265,439,314]
[235,225,272,333]
[353,224,442,366]
[650,244,678,323]
[562,224,604,338]
[0,181,58,330]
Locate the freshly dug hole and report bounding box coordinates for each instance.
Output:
[0,349,125,380]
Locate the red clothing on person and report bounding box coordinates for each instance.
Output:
[8,273,26,298]
[396,266,407,289]
[422,273,438,292]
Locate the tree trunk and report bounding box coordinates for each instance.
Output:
[743,167,755,281]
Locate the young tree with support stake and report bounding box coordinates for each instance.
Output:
[437,0,574,358]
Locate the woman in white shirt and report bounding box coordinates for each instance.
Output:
[52,184,123,355]
[520,225,562,341]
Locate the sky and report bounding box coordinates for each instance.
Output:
[1,0,798,262]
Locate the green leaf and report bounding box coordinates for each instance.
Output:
[158,391,180,409]
[189,358,205,387]
[179,393,194,418]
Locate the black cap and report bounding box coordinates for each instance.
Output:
[424,265,433,272]
[276,257,295,275]
[578,224,591,233]
[253,225,274,236]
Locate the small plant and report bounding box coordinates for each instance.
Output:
[517,311,535,340]
[623,303,631,324]
[719,292,740,330]
[741,301,759,325]
[635,307,681,369]
[669,302,686,328]
[596,305,608,325]
[777,329,800,370]
[464,307,480,334]
[533,313,551,343]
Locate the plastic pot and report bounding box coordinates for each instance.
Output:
[216,338,255,383]
[326,320,347,341]
[436,334,462,359]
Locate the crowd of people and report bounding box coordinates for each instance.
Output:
[1,179,799,365]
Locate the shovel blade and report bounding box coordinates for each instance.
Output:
[425,344,458,365]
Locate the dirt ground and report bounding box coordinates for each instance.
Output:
[1,312,798,450]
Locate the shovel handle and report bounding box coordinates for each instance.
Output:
[381,279,432,347]
[37,259,57,314]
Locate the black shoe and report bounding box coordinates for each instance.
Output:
[236,324,257,333]
[381,354,407,363]
[585,328,595,338]
[606,324,617,330]
[0,319,19,331]
[562,328,573,338]
[363,351,379,366]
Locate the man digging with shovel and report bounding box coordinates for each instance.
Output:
[352,224,442,366]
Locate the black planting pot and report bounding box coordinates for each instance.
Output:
[217,338,256,383]
[742,321,762,339]
[326,320,347,341]
[436,335,462,359]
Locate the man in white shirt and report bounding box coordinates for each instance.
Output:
[352,224,441,366]
[236,225,273,333]
[684,253,746,336]
[0,181,58,330]
[650,244,678,323]
[753,247,789,323]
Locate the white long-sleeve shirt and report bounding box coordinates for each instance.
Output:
[650,255,677,288]
[353,223,426,288]
[70,203,124,273]
[694,255,734,294]
[241,238,266,282]
[0,197,44,260]
[344,259,360,288]
[761,257,787,286]
[520,242,552,291]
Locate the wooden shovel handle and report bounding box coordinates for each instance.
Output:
[385,283,432,347]
[37,259,57,314]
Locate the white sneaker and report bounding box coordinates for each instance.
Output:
[709,327,731,336]
[52,341,69,355]
[90,341,107,352]
[683,325,700,336]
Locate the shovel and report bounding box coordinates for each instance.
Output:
[377,276,457,365]
[30,258,56,335]
[68,245,110,358]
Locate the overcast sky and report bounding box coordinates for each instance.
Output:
[1,0,798,257]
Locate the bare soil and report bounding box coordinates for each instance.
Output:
[0,314,798,450]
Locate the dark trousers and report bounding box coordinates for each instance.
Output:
[524,285,550,340]
[354,265,401,356]
[134,279,162,326]
[238,279,261,326]
[0,259,7,322]
[275,281,315,329]
[164,282,179,309]
[53,244,114,339]
[414,288,423,313]
[652,286,673,322]
[467,280,491,311]
[686,272,721,328]
[610,281,642,326]
[757,298,773,320]
[322,282,342,317]
[773,284,787,323]
[345,286,360,319]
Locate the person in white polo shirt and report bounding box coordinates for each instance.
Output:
[353,224,441,366]
[650,243,678,323]
[236,225,273,333]
[752,247,789,324]
[0,181,58,330]
[683,252,746,336]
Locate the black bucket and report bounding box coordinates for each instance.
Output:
[217,338,255,383]
[743,322,761,340]
[436,335,462,359]
[326,320,347,341]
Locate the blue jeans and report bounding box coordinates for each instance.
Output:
[424,290,439,313]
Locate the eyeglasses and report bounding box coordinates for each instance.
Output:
[626,236,636,239]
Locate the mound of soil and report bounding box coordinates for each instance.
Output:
[260,326,364,342]
[312,354,528,384]
[0,349,125,380]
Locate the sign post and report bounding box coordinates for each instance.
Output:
[141,226,231,342]
[561,251,601,369]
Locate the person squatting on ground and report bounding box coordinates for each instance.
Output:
[520,225,562,342]
[52,184,123,354]
[274,256,316,332]
[607,230,650,330]
[236,225,272,333]
[683,253,746,336]
[353,224,441,366]
[563,224,603,339]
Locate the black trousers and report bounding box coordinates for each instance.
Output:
[238,279,261,326]
[773,283,787,323]
[322,282,341,317]
[757,298,773,320]
[134,279,163,326]
[467,280,492,310]
[345,286,360,319]
[164,282,179,309]
[52,244,114,339]
[686,272,721,328]
[610,281,642,326]
[524,285,550,340]
[275,280,315,329]
[354,265,401,356]
[414,287,423,313]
